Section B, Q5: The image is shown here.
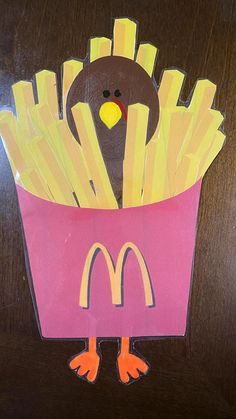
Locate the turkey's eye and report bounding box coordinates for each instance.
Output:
[114,89,121,97]
[103,90,110,98]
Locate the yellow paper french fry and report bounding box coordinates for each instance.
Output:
[29,104,63,157]
[123,104,149,207]
[167,108,193,165]
[0,111,52,198]
[30,104,53,132]
[28,136,76,206]
[72,102,118,209]
[147,105,179,197]
[30,105,78,201]
[181,109,224,162]
[62,59,83,117]
[20,168,51,200]
[12,81,36,138]
[143,134,169,204]
[89,37,112,63]
[0,111,29,173]
[188,79,216,127]
[50,120,98,208]
[143,139,159,204]
[174,152,202,195]
[165,108,193,193]
[199,130,225,177]
[35,70,59,119]
[158,69,185,108]
[113,18,137,60]
[136,43,158,77]
[184,154,200,190]
[195,110,224,160]
[177,80,218,165]
[33,103,92,183]
[147,70,185,149]
[57,118,92,180]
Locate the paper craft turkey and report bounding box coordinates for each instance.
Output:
[0,18,225,384]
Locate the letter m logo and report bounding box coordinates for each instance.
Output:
[79,242,154,308]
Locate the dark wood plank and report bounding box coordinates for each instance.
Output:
[0,0,236,418]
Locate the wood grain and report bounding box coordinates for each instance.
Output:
[0,0,236,418]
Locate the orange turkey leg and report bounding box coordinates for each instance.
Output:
[68,337,100,383]
[117,337,149,384]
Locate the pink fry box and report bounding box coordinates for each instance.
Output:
[16,180,202,339]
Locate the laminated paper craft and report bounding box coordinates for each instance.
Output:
[0,17,225,384]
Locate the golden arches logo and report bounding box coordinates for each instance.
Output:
[79,242,154,308]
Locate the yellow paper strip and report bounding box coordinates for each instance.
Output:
[177,109,224,166]
[183,154,200,190]
[30,104,76,199]
[51,120,98,208]
[123,104,149,207]
[188,79,216,127]
[199,130,225,177]
[177,80,216,166]
[28,136,76,206]
[12,81,36,137]
[0,111,29,173]
[174,154,193,195]
[136,43,158,76]
[0,111,51,198]
[30,104,54,131]
[89,37,112,62]
[31,103,92,183]
[165,108,193,193]
[62,59,83,117]
[143,134,169,204]
[72,102,118,208]
[181,110,223,161]
[20,168,51,200]
[177,80,217,164]
[158,69,185,108]
[35,70,59,119]
[167,108,192,166]
[29,104,62,155]
[113,18,137,59]
[147,70,185,147]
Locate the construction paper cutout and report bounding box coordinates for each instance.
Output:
[16,180,201,339]
[99,101,122,129]
[117,337,149,384]
[0,17,225,384]
[68,337,101,383]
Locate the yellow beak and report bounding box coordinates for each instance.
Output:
[99,102,122,129]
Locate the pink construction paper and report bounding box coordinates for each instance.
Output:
[16,181,202,338]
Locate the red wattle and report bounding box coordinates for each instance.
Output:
[113,99,127,121]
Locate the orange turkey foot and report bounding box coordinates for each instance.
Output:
[68,337,100,383]
[117,337,149,384]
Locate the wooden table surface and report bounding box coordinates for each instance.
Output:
[0,1,236,418]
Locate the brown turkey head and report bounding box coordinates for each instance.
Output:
[66,56,159,206]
